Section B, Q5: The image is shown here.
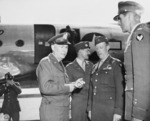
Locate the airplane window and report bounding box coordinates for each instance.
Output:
[16,40,24,47]
[109,39,122,50]
[0,40,3,47]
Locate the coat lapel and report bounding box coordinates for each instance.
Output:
[72,60,84,72]
[98,56,111,71]
[84,60,91,72]
[49,54,64,72]
[91,61,100,74]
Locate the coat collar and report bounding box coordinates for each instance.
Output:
[72,59,90,72]
[92,55,111,74]
[73,59,83,71]
[48,53,64,72]
[98,55,111,71]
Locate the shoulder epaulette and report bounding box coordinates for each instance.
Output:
[40,56,51,63]
[134,23,150,33]
[110,57,122,67]
[111,56,121,63]
[66,62,73,67]
[40,56,47,62]
[134,23,145,32]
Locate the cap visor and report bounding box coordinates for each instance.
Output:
[113,15,119,21]
[57,41,71,45]
[67,41,71,44]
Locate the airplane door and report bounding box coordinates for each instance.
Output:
[34,24,55,64]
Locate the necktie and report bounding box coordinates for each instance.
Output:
[59,62,64,70]
[82,61,85,71]
[98,60,103,69]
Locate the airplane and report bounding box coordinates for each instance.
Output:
[0,23,128,120]
[0,23,128,78]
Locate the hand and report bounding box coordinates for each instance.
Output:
[74,78,85,88]
[113,114,121,121]
[88,111,91,120]
[64,83,76,92]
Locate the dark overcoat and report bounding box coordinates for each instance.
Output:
[66,60,93,121]
[36,53,71,121]
[124,23,150,121]
[0,82,21,115]
[88,56,124,121]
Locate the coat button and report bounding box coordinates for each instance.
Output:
[134,99,137,105]
[110,97,112,99]
[96,73,98,75]
[94,93,96,95]
[95,80,97,82]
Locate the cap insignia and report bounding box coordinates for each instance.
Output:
[63,33,68,40]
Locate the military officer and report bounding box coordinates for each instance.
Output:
[114,1,150,121]
[36,32,85,121]
[66,41,93,121]
[87,36,124,121]
[0,72,22,121]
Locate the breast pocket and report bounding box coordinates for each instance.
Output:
[73,72,84,82]
[54,73,67,84]
[101,92,115,106]
[99,70,112,84]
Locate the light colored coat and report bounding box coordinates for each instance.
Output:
[124,23,150,121]
[36,53,70,121]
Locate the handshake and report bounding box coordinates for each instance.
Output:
[65,78,85,92]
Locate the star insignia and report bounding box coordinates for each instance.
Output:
[85,44,88,47]
[136,34,144,41]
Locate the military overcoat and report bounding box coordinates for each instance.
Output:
[36,53,71,121]
[0,82,21,115]
[124,23,150,121]
[88,56,124,121]
[66,60,93,121]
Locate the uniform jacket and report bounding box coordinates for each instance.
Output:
[0,81,21,115]
[66,59,93,121]
[124,23,150,121]
[36,53,71,121]
[88,56,124,121]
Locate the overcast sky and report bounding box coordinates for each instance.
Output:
[0,0,149,26]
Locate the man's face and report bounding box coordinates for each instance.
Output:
[96,42,109,60]
[117,12,132,33]
[79,48,90,60]
[52,44,68,61]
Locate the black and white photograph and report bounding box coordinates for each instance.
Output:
[0,0,150,121]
